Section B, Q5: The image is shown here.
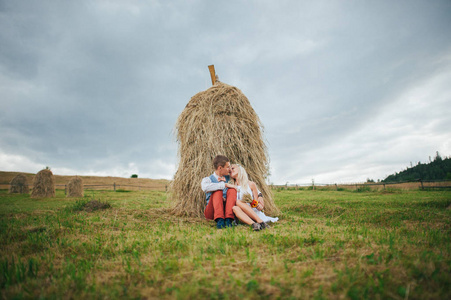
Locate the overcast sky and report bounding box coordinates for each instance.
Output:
[1,0,451,184]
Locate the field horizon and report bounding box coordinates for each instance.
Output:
[2,170,450,193]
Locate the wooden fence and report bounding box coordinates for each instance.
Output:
[2,180,450,193]
[271,179,451,191]
[0,183,169,193]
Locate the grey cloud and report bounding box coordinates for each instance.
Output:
[1,0,451,183]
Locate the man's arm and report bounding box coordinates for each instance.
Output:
[201,176,225,193]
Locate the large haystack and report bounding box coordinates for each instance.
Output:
[171,77,279,218]
[31,169,55,198]
[67,177,84,197]
[9,173,29,194]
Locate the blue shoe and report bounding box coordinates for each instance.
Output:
[216,218,225,229]
[225,218,234,228]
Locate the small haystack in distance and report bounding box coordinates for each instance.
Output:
[171,68,279,218]
[31,169,55,198]
[9,173,29,194]
[67,177,84,197]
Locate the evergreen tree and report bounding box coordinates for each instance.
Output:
[382,153,451,182]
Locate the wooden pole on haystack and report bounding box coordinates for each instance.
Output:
[208,65,216,85]
[170,66,279,218]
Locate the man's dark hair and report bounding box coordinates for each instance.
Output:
[213,155,229,169]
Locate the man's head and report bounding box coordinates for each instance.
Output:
[213,155,231,176]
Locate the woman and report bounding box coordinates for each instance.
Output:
[230,164,278,231]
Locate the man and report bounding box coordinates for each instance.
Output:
[201,155,237,229]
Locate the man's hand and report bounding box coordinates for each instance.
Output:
[225,183,237,189]
[218,176,226,182]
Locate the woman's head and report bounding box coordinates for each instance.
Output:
[231,164,249,190]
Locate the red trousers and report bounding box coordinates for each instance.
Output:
[204,189,237,221]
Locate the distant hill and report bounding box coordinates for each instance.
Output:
[0,171,171,191]
[383,152,451,182]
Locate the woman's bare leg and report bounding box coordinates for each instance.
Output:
[236,200,263,223]
[232,206,254,225]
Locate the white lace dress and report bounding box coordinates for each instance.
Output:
[237,185,279,223]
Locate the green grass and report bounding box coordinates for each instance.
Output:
[1,189,450,299]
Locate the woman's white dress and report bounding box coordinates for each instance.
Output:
[237,185,279,223]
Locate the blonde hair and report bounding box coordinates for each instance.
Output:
[231,164,250,198]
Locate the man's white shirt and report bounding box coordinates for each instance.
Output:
[201,173,226,193]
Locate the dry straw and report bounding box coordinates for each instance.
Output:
[67,177,84,197]
[241,192,254,204]
[171,80,279,217]
[9,173,29,194]
[31,169,55,198]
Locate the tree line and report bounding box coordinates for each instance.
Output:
[382,152,451,182]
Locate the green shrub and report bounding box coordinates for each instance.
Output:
[355,186,372,193]
[66,199,111,212]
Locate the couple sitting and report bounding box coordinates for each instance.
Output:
[201,155,278,231]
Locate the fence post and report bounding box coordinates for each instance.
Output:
[64,184,67,195]
[335,183,338,191]
[114,182,116,192]
[420,179,424,190]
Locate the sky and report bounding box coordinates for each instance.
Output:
[1,0,451,185]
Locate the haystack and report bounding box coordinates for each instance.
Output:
[31,169,55,198]
[67,177,84,197]
[9,173,29,194]
[171,67,279,218]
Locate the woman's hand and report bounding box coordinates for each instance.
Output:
[256,196,264,211]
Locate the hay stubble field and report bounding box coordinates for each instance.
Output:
[1,175,450,299]
[0,171,170,192]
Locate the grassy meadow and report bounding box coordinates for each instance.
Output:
[1,188,450,299]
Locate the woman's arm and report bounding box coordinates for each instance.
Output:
[249,181,258,200]
[249,181,264,211]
